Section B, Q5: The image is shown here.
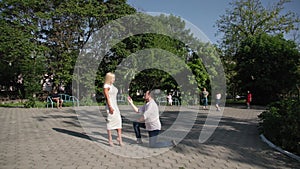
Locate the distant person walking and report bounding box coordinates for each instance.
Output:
[167,93,173,106]
[215,92,221,111]
[202,88,209,110]
[246,91,252,109]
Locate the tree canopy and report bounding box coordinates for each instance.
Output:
[1,0,223,106]
[92,13,221,102]
[0,0,136,102]
[236,33,300,104]
[216,0,300,104]
[216,0,300,56]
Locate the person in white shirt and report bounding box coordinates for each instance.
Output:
[167,93,173,106]
[215,93,222,111]
[127,90,176,148]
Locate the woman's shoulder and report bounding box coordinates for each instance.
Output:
[103,83,111,88]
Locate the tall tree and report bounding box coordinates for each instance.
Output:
[216,0,300,98]
[216,0,299,56]
[0,18,32,91]
[95,13,221,104]
[236,33,300,104]
[0,0,136,104]
[0,1,44,100]
[40,0,135,92]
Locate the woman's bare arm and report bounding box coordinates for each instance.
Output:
[103,88,114,114]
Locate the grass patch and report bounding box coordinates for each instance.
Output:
[0,101,25,108]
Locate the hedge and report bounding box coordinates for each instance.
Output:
[258,99,300,156]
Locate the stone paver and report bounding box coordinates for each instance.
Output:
[0,105,299,169]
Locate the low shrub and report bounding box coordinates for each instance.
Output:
[24,97,36,108]
[258,99,300,155]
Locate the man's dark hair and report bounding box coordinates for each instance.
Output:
[146,89,156,99]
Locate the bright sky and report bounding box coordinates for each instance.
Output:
[126,0,300,44]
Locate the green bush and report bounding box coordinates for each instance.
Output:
[24,97,36,108]
[258,99,300,155]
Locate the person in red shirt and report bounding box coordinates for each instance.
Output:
[246,91,252,109]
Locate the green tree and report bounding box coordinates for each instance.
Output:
[40,0,135,93]
[95,13,222,104]
[0,2,39,100]
[22,50,47,107]
[216,0,300,98]
[0,0,136,104]
[236,33,300,104]
[216,0,299,55]
[0,19,31,91]
[96,14,192,95]
[72,0,136,104]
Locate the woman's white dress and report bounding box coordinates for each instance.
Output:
[104,84,122,130]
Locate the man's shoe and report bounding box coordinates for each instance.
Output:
[172,140,177,147]
[136,139,143,144]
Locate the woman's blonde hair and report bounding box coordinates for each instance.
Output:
[104,72,115,85]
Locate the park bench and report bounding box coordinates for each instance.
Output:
[46,94,79,108]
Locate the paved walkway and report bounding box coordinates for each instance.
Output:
[0,105,299,169]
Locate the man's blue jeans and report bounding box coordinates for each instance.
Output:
[133,121,145,139]
[133,121,173,148]
[203,97,208,106]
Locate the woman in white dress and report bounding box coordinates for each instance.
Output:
[103,72,123,146]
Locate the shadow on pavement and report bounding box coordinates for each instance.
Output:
[39,107,298,168]
[53,128,95,141]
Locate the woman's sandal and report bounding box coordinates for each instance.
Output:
[117,137,124,147]
[108,141,114,147]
